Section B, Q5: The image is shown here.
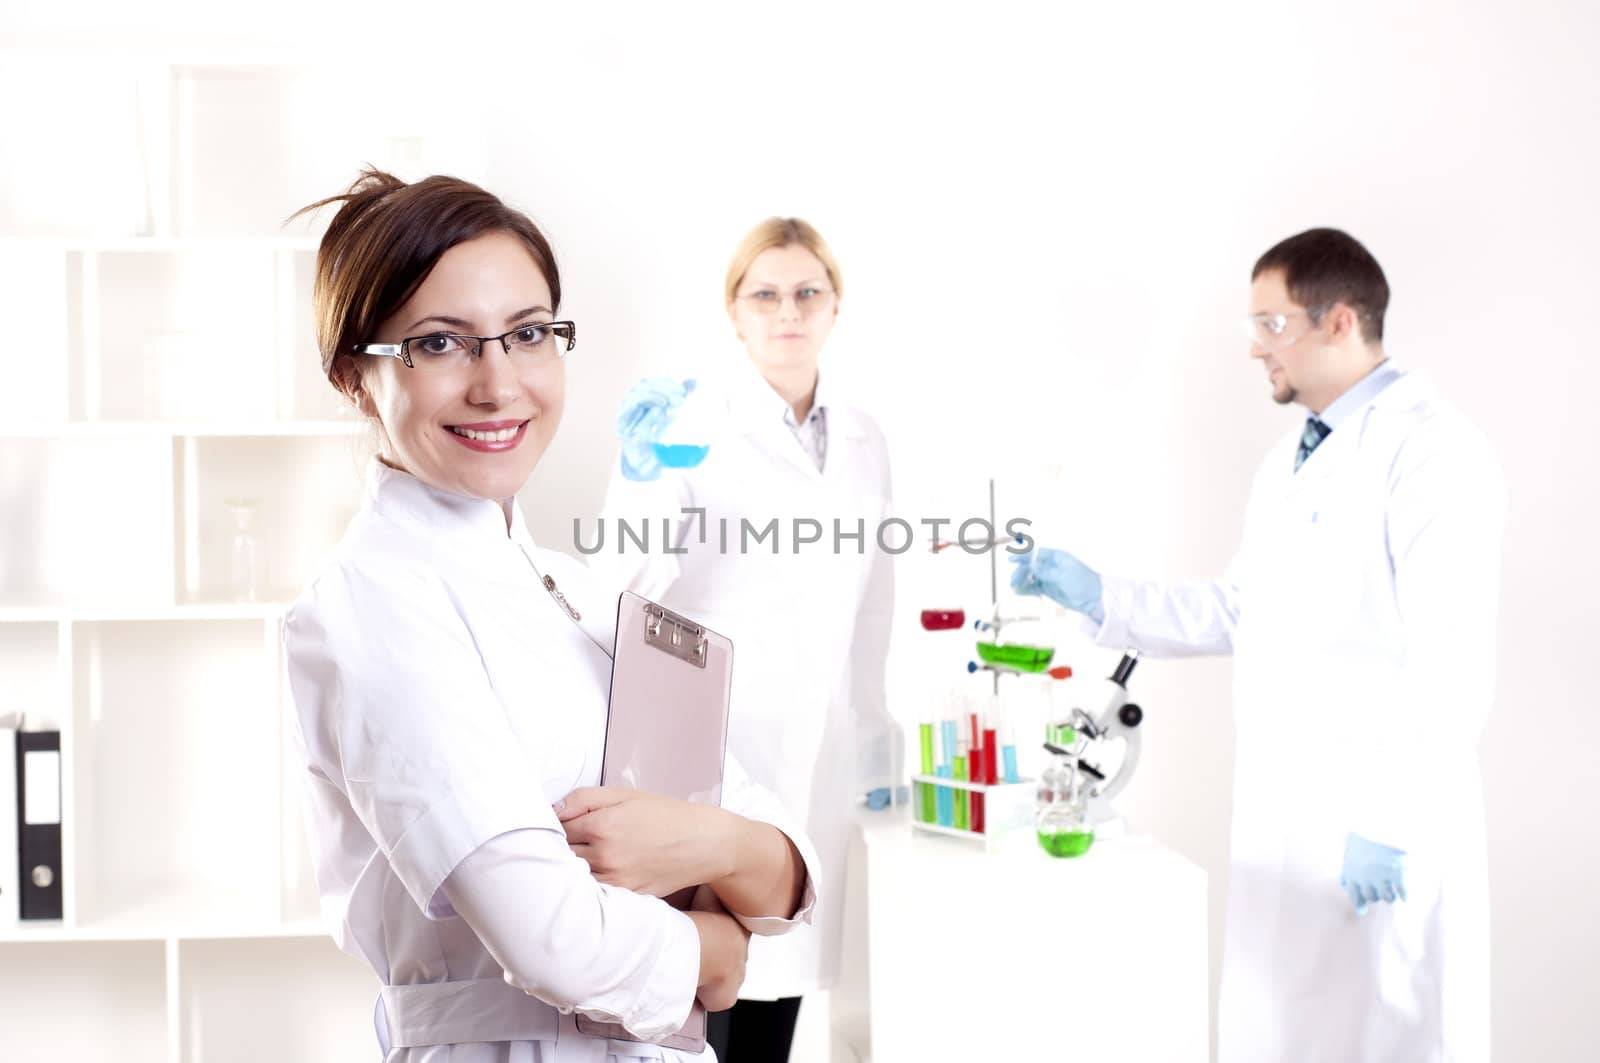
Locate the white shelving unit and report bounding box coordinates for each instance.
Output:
[0,45,443,1061]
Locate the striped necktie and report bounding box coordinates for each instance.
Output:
[1294,417,1332,471]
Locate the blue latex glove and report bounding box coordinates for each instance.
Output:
[616,377,693,481]
[1339,832,1408,916]
[865,788,892,811]
[1008,547,1105,623]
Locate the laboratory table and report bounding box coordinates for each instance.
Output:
[830,806,1209,1062]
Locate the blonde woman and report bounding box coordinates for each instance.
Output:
[595,218,898,1061]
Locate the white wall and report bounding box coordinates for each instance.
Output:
[6,2,1596,1059]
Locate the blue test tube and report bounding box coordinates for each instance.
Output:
[1001,709,1019,783]
[936,764,953,826]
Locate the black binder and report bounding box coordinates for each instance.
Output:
[17,730,63,921]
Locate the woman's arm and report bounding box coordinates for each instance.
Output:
[444,831,753,1028]
[441,829,705,1039]
[556,789,807,922]
[685,886,752,1012]
[707,808,807,922]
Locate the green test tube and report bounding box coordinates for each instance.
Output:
[918,722,936,823]
[953,754,968,830]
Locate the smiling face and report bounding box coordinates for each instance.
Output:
[354,230,563,500]
[728,243,839,376]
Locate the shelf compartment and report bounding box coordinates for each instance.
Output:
[70,620,282,932]
[168,63,477,239]
[171,65,316,237]
[87,249,278,422]
[0,940,167,1063]
[170,65,399,239]
[0,436,174,606]
[0,621,66,728]
[173,434,364,604]
[0,245,71,427]
[177,936,376,1063]
[0,55,153,238]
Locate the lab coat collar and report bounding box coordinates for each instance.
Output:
[1315,360,1402,431]
[365,459,534,548]
[1366,366,1434,413]
[722,353,866,441]
[725,353,815,427]
[1324,366,1433,443]
[1280,367,1432,491]
[793,372,834,429]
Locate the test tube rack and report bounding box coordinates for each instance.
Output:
[910,774,1036,851]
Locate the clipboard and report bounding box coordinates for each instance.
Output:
[574,591,734,1052]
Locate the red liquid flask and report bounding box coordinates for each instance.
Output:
[919,609,966,631]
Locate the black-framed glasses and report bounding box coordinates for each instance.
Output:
[353,321,577,371]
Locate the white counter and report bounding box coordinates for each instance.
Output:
[831,806,1208,1063]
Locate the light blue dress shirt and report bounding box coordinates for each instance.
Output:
[1314,359,1402,432]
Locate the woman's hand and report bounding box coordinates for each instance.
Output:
[686,887,750,1012]
[556,787,735,899]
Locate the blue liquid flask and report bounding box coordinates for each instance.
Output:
[649,379,712,469]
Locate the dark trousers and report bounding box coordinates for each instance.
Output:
[704,996,803,1063]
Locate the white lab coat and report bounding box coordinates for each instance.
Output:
[1090,369,1504,1062]
[284,460,820,1063]
[590,357,896,1000]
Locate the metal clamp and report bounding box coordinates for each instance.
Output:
[644,602,708,668]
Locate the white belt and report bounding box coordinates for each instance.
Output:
[381,977,560,1047]
[376,978,672,1059]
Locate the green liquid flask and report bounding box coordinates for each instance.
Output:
[1038,829,1095,858]
[974,641,1055,673]
[1036,725,1094,858]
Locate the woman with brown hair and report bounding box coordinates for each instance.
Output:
[282,170,818,1061]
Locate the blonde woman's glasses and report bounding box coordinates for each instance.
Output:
[735,286,835,315]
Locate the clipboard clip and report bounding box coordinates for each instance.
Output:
[644,603,709,668]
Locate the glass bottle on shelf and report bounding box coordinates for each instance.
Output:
[1036,723,1095,858]
[224,497,263,602]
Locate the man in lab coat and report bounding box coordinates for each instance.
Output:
[1013,228,1505,1062]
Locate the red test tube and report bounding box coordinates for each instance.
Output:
[969,710,986,832]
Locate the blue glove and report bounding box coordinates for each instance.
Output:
[865,788,892,811]
[1339,832,1408,916]
[616,377,693,481]
[1008,547,1105,623]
